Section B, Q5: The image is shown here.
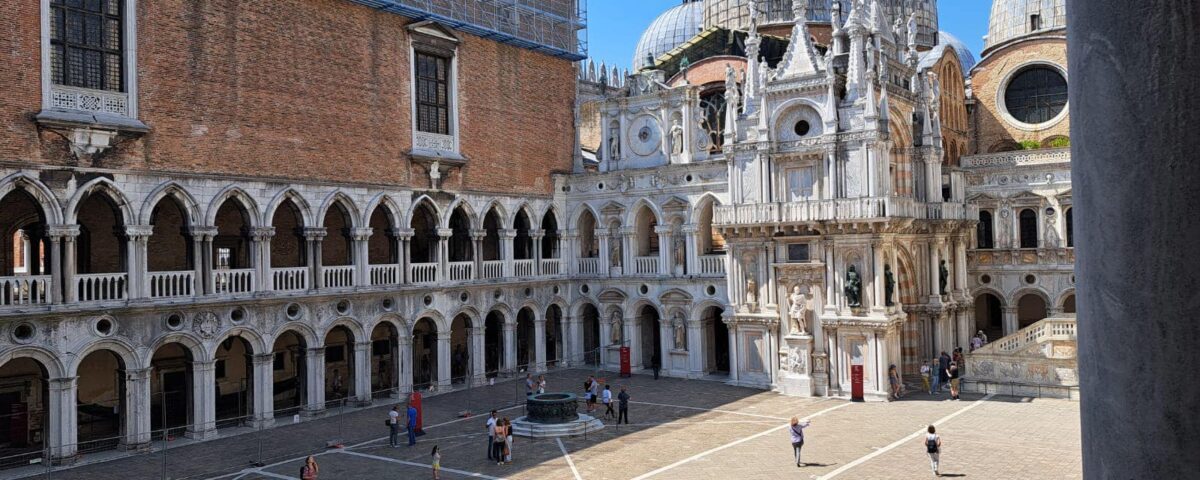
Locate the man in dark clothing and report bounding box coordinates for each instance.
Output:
[406,404,418,446]
[617,387,630,424]
[938,351,951,392]
[651,353,661,380]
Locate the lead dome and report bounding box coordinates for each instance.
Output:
[632,0,705,70]
[984,0,1066,52]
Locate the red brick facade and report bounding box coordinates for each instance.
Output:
[0,0,575,195]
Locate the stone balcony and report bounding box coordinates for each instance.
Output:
[713,196,978,227]
[961,147,1071,169]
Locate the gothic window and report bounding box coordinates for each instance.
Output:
[1004,66,1068,125]
[699,90,726,153]
[977,211,995,249]
[1019,208,1038,249]
[1065,207,1074,247]
[50,0,124,92]
[415,52,451,135]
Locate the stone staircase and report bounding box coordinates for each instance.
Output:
[962,315,1079,400]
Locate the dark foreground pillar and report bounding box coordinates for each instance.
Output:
[1069,2,1200,478]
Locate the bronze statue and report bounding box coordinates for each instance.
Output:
[885,264,896,306]
[845,265,862,308]
[939,260,949,295]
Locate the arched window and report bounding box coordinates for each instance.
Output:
[699,89,726,153]
[1065,207,1074,247]
[1019,209,1038,249]
[976,211,994,249]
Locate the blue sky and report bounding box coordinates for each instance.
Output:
[585,0,993,69]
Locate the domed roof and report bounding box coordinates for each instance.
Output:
[984,0,1066,52]
[701,0,939,49]
[633,0,705,70]
[938,31,977,73]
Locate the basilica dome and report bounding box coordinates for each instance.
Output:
[938,31,977,74]
[984,0,1066,52]
[632,0,705,70]
[701,0,939,49]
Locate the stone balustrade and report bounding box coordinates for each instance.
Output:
[213,269,254,294]
[577,257,600,275]
[514,259,535,278]
[410,263,437,284]
[76,273,127,302]
[698,255,725,276]
[634,256,660,275]
[961,147,1071,169]
[323,265,355,289]
[481,260,504,279]
[714,196,976,226]
[148,271,195,298]
[0,275,50,306]
[540,258,561,276]
[369,264,401,286]
[273,267,309,291]
[448,261,474,282]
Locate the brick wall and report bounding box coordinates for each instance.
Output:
[970,37,1070,153]
[0,0,574,196]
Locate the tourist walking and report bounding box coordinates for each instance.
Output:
[583,376,596,413]
[617,387,630,424]
[929,358,941,394]
[301,455,319,480]
[925,425,942,476]
[537,375,546,394]
[920,361,932,395]
[492,419,506,464]
[651,352,661,380]
[970,333,983,351]
[485,410,498,460]
[948,362,961,400]
[887,364,902,400]
[589,378,601,414]
[503,418,514,464]
[407,403,418,446]
[525,374,535,396]
[431,445,441,480]
[388,405,401,447]
[602,385,615,419]
[789,416,811,467]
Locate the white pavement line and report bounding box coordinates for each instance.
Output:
[630,401,853,480]
[347,404,524,449]
[340,449,506,480]
[242,469,294,479]
[817,394,995,480]
[557,438,584,480]
[629,400,796,420]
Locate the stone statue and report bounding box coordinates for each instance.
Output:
[1045,216,1061,248]
[724,63,736,91]
[746,278,758,305]
[786,347,807,375]
[938,259,949,295]
[608,128,621,160]
[610,310,623,345]
[429,160,442,190]
[609,238,622,267]
[892,18,905,46]
[788,285,809,335]
[885,264,896,306]
[757,61,770,89]
[670,118,684,155]
[673,312,687,350]
[673,232,686,270]
[844,265,862,308]
[907,12,918,49]
[824,45,835,75]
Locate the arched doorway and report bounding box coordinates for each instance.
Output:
[974,294,1004,342]
[450,314,472,385]
[323,326,355,406]
[638,305,662,371]
[484,311,504,378]
[516,308,535,371]
[0,357,50,466]
[214,336,253,429]
[271,331,308,416]
[545,305,563,367]
[701,306,729,375]
[1018,294,1048,329]
[150,343,194,438]
[581,304,601,365]
[412,318,438,390]
[370,323,399,398]
[75,350,125,451]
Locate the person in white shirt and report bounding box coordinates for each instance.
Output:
[925,425,942,476]
[388,405,401,447]
[485,410,498,461]
[601,385,615,419]
[920,362,932,395]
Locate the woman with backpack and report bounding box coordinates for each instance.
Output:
[925,425,942,477]
[788,416,811,467]
[301,455,319,480]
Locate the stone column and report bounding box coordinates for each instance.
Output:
[394,228,413,284]
[1002,306,1018,337]
[561,231,578,275]
[471,327,486,386]
[436,228,452,283]
[533,318,547,373]
[565,315,582,367]
[304,347,326,414]
[654,225,672,275]
[249,227,274,292]
[928,238,943,303]
[189,360,217,439]
[870,239,886,313]
[304,227,326,290]
[502,322,516,374]
[597,232,611,276]
[823,240,837,314]
[353,342,371,404]
[499,229,516,277]
[251,353,275,428]
[47,377,78,460]
[531,229,545,275]
[59,226,80,303]
[45,225,74,304]
[620,227,636,274]
[470,229,487,279]
[122,225,152,299]
[352,228,373,287]
[727,321,740,383]
[123,368,152,448]
[682,224,700,276]
[435,331,452,389]
[625,313,639,371]
[397,336,413,394]
[190,227,217,295]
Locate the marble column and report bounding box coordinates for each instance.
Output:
[502,323,516,374]
[928,239,943,303]
[304,347,326,414]
[436,228,452,283]
[471,327,486,386]
[123,368,152,447]
[352,228,373,287]
[727,322,740,384]
[60,226,79,303]
[870,239,886,313]
[499,229,516,277]
[123,225,152,299]
[597,233,611,276]
[470,229,487,279]
[531,229,545,275]
[48,377,78,460]
[598,319,611,366]
[251,354,275,428]
[188,361,217,439]
[397,336,413,394]
[823,240,837,314]
[353,342,371,404]
[561,231,578,275]
[394,228,413,284]
[533,318,547,373]
[304,227,326,290]
[565,316,582,367]
[46,225,74,304]
[435,331,452,389]
[249,227,273,293]
[620,227,636,274]
[654,225,672,275]
[1002,306,1018,337]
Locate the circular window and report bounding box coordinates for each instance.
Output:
[580,284,590,294]
[493,289,502,300]
[12,323,35,343]
[1025,274,1037,285]
[335,300,351,315]
[460,291,470,303]
[1003,65,1068,127]
[286,303,302,319]
[95,317,114,336]
[1045,207,1056,217]
[166,313,185,330]
[685,174,694,183]
[381,297,394,311]
[423,295,433,307]
[794,120,811,137]
[980,274,992,285]
[230,307,247,324]
[639,284,650,295]
[598,183,605,190]
[706,285,717,296]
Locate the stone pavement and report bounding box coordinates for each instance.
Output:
[5,369,1082,479]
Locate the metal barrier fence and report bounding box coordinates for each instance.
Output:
[1,348,609,479]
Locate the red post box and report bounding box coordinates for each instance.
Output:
[619,346,632,378]
[409,391,425,434]
[851,364,865,401]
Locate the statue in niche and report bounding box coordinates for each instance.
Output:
[670,118,684,156]
[907,12,918,49]
[939,260,949,295]
[844,265,862,308]
[1045,215,1061,248]
[610,310,623,345]
[885,264,896,306]
[673,233,686,271]
[610,238,622,268]
[824,46,835,75]
[608,128,621,161]
[673,312,687,350]
[758,61,770,89]
[744,255,758,304]
[788,285,809,335]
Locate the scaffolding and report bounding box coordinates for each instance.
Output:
[349,0,587,60]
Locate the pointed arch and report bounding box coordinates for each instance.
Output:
[205,185,261,227]
[362,193,404,230]
[0,173,64,224]
[263,189,315,228]
[64,177,135,225]
[139,181,201,226]
[317,191,363,229]
[625,198,663,226]
[408,195,442,228]
[569,203,601,230]
[480,200,509,230]
[443,197,479,229]
[511,202,537,230]
[690,193,723,223]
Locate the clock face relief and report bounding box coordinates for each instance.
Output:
[627,115,662,157]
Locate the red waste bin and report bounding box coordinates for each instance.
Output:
[851,364,865,402]
[409,391,425,434]
[619,346,631,378]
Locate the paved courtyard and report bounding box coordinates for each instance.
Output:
[7,369,1081,480]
